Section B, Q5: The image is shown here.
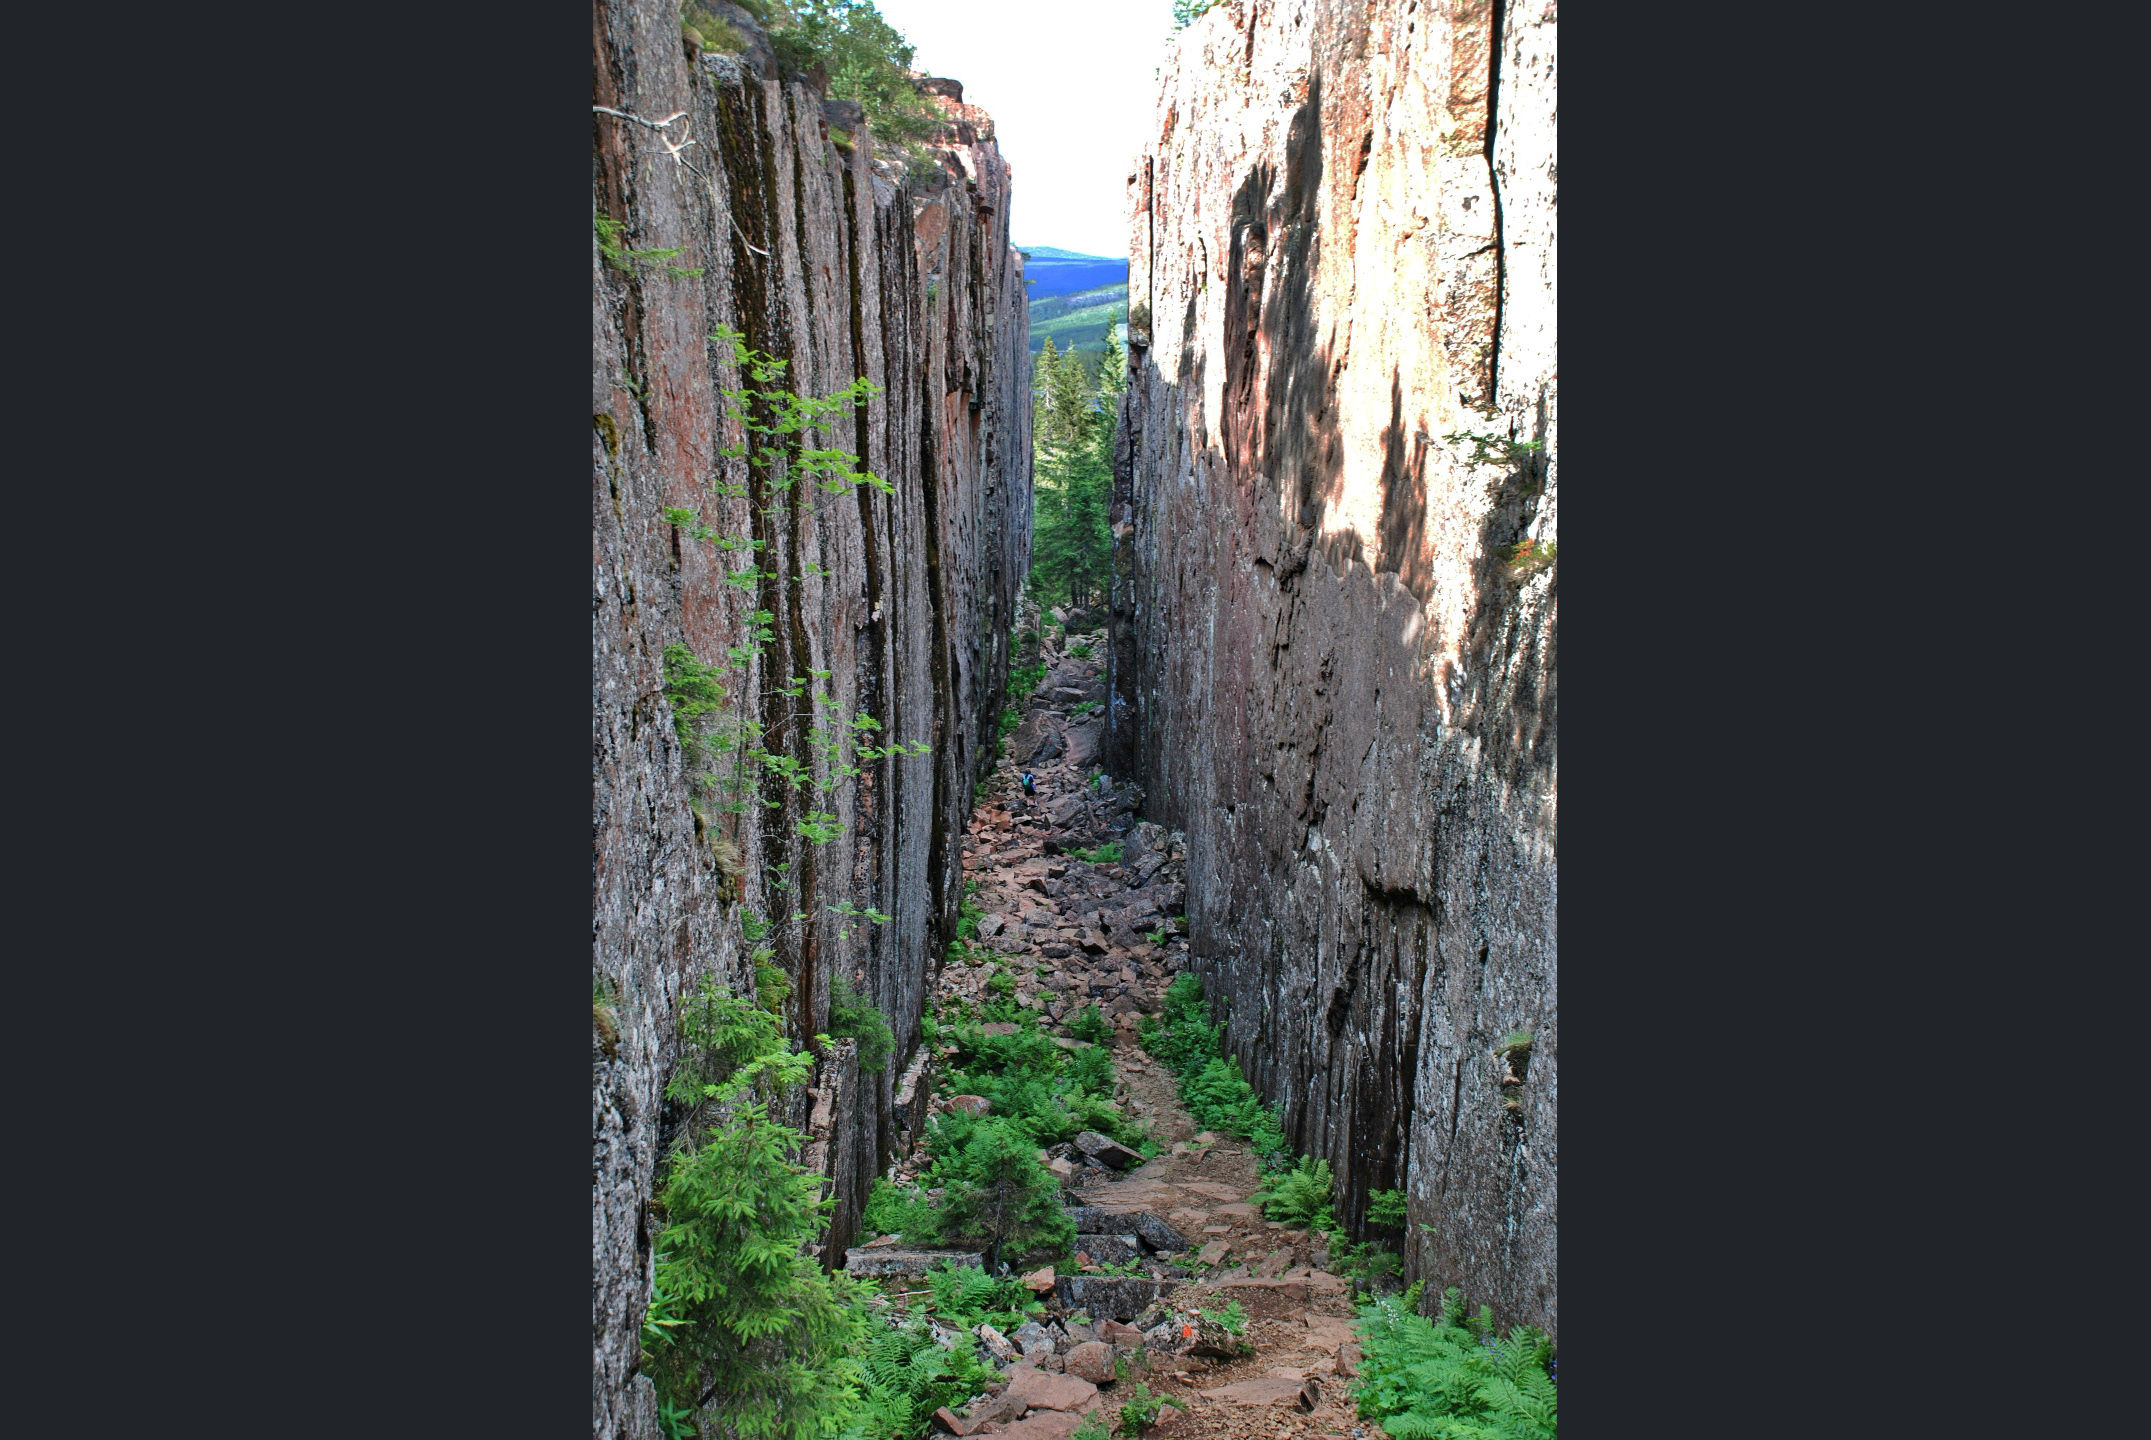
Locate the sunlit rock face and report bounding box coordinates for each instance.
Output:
[1110,0,1556,1338]
[593,2,1031,1432]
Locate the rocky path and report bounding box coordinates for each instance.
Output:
[865,624,1375,1440]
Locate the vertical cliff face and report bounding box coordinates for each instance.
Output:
[592,2,1030,1432]
[1111,0,1556,1336]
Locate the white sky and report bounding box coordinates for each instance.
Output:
[873,0,1183,258]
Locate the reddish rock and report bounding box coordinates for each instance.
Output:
[1112,0,1558,1345]
[1002,1363,1098,1413]
[588,1,1033,1425]
[988,1413,1090,1440]
[947,1095,993,1117]
[1020,1266,1056,1295]
[1063,1340,1114,1384]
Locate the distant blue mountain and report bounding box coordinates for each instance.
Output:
[1014,244,1128,302]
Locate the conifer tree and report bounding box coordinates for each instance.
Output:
[934,1117,1077,1270]
[647,980,868,1439]
[1029,336,1116,610]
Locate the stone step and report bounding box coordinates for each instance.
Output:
[842,1246,983,1278]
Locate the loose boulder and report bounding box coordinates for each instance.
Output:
[1072,1131,1144,1171]
[1063,1340,1114,1384]
[1002,1363,1098,1412]
[1014,1320,1055,1362]
[1066,1207,1187,1252]
[1055,1273,1170,1321]
[1075,1233,1143,1266]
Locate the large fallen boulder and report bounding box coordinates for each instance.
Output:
[1066,1206,1187,1252]
[1002,1362,1098,1412]
[932,1391,1020,1435]
[1075,1233,1143,1266]
[1072,1131,1145,1170]
[1055,1273,1171,1321]
[1062,1339,1114,1383]
[990,1414,1090,1440]
[1013,1320,1055,1362]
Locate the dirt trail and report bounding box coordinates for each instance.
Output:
[895,628,1371,1440]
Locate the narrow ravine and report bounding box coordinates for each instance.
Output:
[844,615,1372,1440]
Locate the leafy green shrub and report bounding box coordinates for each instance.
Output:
[827,974,895,1072]
[862,1177,939,1243]
[759,1,941,148]
[1352,1289,1556,1439]
[1253,1156,1334,1229]
[986,966,1016,999]
[1010,657,1047,697]
[1069,642,1094,659]
[1069,840,1124,864]
[1444,430,1545,471]
[680,1,745,54]
[979,994,1034,1026]
[956,879,986,939]
[1367,1188,1409,1228]
[597,210,703,280]
[1499,539,1556,582]
[1068,1003,1114,1044]
[753,957,791,1015]
[1070,1416,1112,1440]
[935,1024,1136,1151]
[662,643,729,765]
[1324,1230,1403,1294]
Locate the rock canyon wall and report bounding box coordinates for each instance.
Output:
[1109,0,1557,1336]
[593,3,1030,1432]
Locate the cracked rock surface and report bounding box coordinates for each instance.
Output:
[1110,0,1557,1338]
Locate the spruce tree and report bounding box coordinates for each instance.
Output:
[1030,336,1117,610]
[647,980,868,1439]
[935,1117,1077,1270]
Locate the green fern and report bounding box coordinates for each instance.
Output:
[850,1314,999,1440]
[1352,1289,1556,1439]
[1252,1155,1334,1229]
[922,1259,1038,1331]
